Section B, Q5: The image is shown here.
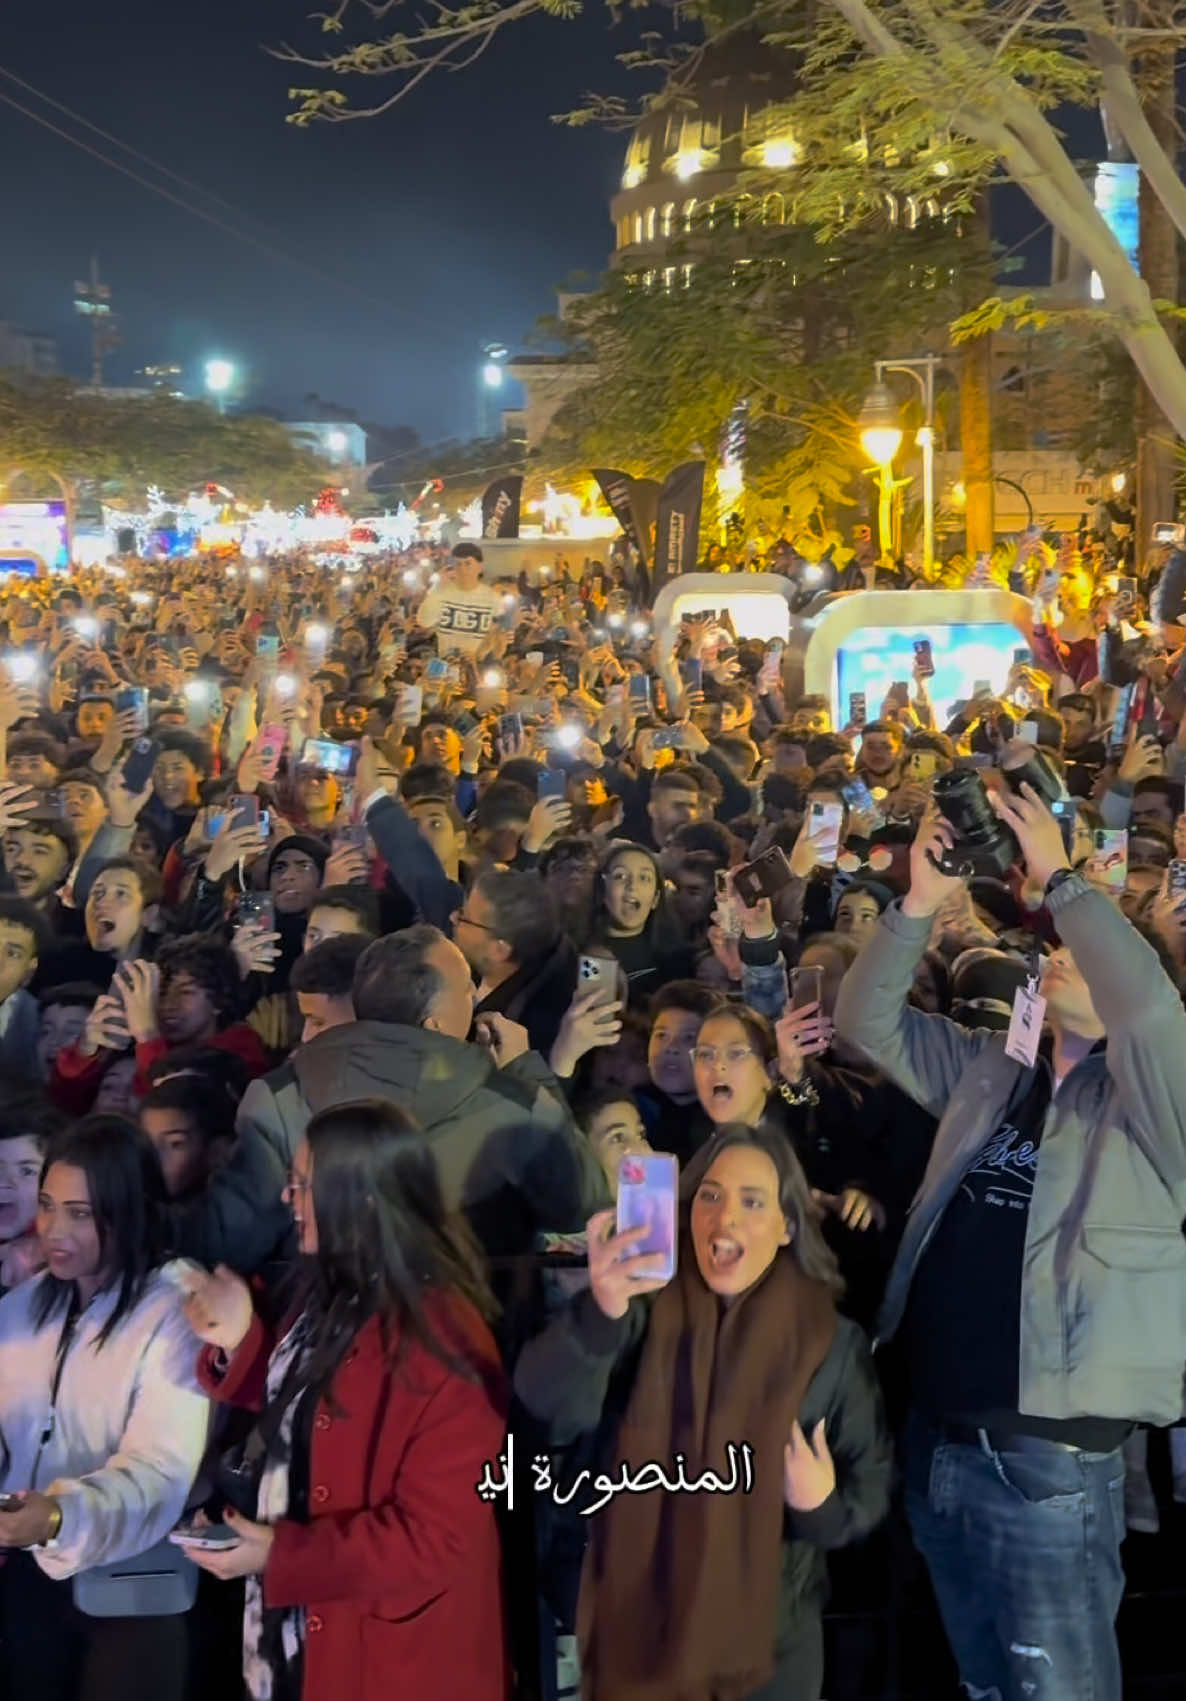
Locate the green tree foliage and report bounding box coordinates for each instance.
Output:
[277,0,1186,437]
[535,214,994,534]
[0,378,330,507]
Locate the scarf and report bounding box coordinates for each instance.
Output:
[578,1245,836,1701]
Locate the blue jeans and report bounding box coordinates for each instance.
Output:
[904,1414,1126,1701]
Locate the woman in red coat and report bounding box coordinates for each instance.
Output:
[180,1099,509,1701]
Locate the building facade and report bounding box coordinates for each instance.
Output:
[0,321,56,376]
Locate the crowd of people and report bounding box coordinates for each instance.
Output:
[0,524,1182,1701]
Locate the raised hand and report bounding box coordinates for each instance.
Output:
[586,1209,674,1320]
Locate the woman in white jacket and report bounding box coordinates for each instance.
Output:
[0,1114,210,1701]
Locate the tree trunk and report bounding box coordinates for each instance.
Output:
[825,0,1186,439]
[960,334,994,555]
[1135,41,1179,546]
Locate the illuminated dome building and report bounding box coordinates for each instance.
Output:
[507,37,1103,529]
[609,40,800,284]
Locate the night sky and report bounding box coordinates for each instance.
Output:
[1,2,1088,446]
[0,0,632,439]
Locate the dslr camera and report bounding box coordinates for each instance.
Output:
[929,746,1062,878]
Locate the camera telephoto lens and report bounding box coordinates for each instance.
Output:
[931,769,1018,877]
[1000,745,1063,810]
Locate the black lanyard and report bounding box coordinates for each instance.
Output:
[31,1293,82,1482]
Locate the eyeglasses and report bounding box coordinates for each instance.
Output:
[451,909,497,933]
[690,1046,758,1068]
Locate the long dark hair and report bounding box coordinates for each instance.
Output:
[293,1099,496,1410]
[33,1115,168,1346]
[593,841,685,957]
[680,1123,844,1296]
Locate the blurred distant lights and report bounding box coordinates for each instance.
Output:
[204,358,235,395]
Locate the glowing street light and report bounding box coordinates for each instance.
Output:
[859,357,939,572]
[204,358,235,415]
[478,342,509,435]
[857,380,904,469]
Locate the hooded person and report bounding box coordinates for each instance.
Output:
[235,924,607,1261]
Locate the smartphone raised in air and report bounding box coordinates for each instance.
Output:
[300,738,359,778]
[616,1153,678,1282]
[790,964,824,1011]
[732,846,793,907]
[808,800,844,864]
[121,737,161,794]
[238,893,276,931]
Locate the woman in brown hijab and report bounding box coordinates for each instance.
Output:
[514,1124,891,1701]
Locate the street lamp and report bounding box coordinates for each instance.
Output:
[858,379,903,565]
[478,342,509,436]
[859,355,938,573]
[204,358,235,415]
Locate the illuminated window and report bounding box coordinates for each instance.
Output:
[621,134,651,190]
[682,263,694,288]
[643,269,656,289]
[706,199,719,229]
[644,206,657,242]
[733,194,753,227]
[632,212,644,245]
[683,198,698,231]
[762,192,786,225]
[666,113,720,178]
[617,217,630,248]
[660,201,675,237]
[662,266,676,292]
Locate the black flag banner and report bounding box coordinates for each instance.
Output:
[651,461,705,590]
[592,468,641,554]
[480,475,523,539]
[630,478,661,571]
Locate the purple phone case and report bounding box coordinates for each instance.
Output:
[616,1154,678,1278]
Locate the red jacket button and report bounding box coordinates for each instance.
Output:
[308,1614,324,1633]
[314,1413,331,1432]
[312,1485,330,1505]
